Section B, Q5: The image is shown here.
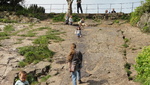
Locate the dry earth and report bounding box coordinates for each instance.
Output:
[0,19,150,85]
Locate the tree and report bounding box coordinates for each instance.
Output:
[0,0,25,11]
[66,0,74,16]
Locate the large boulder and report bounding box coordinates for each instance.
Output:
[137,13,150,29]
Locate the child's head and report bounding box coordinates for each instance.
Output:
[77,26,81,30]
[71,43,76,50]
[19,71,27,82]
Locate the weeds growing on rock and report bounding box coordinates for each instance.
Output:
[40,75,51,82]
[124,63,133,80]
[17,27,64,67]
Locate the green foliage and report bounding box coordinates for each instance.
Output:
[124,38,129,43]
[28,4,45,14]
[120,14,130,20]
[33,28,64,44]
[122,43,129,48]
[18,61,27,67]
[18,46,55,64]
[31,81,39,85]
[20,31,36,37]
[113,20,119,23]
[15,8,29,16]
[124,63,132,80]
[33,36,49,45]
[72,13,80,22]
[0,32,9,40]
[123,50,126,56]
[27,73,38,84]
[52,13,65,22]
[124,63,131,69]
[142,26,150,33]
[135,46,150,84]
[0,32,9,37]
[0,18,17,23]
[4,25,15,33]
[40,75,51,82]
[130,0,150,26]
[47,13,55,18]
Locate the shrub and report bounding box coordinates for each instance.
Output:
[134,46,150,84]
[130,0,150,26]
[28,4,45,14]
[142,26,150,33]
[52,13,65,22]
[72,13,80,22]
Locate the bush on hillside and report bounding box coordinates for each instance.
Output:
[28,4,45,14]
[52,13,65,22]
[134,46,150,85]
[130,0,150,26]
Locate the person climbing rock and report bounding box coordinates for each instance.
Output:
[67,43,83,85]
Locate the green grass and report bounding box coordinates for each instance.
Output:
[4,25,15,33]
[12,28,28,36]
[19,31,36,37]
[0,32,10,40]
[33,28,65,44]
[122,43,129,48]
[18,46,55,64]
[124,38,129,43]
[113,20,119,23]
[0,18,17,23]
[40,75,51,82]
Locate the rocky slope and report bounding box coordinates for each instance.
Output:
[0,19,150,85]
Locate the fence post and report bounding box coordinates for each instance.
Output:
[120,3,122,12]
[50,4,52,13]
[62,4,65,13]
[132,2,134,12]
[97,4,99,13]
[109,4,112,12]
[86,4,88,13]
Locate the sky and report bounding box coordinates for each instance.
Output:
[24,0,145,13]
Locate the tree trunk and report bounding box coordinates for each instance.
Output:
[66,0,73,16]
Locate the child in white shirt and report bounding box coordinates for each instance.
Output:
[69,15,73,25]
[75,26,82,38]
[15,71,29,85]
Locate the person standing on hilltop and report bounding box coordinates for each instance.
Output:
[111,8,116,13]
[67,43,83,85]
[77,0,83,13]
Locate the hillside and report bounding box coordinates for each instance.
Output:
[0,19,150,85]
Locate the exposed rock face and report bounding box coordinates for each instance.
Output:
[137,13,150,29]
[0,19,149,85]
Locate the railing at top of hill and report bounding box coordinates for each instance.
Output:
[25,1,143,13]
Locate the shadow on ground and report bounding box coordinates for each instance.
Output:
[87,80,109,85]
